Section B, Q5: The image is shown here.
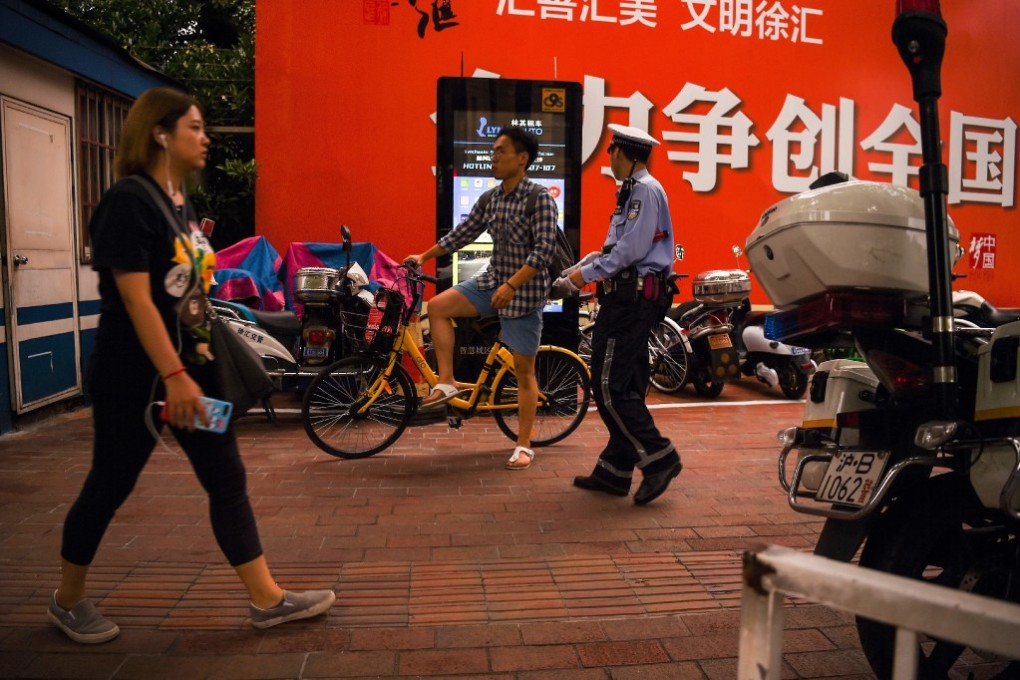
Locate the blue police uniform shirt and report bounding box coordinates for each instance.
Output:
[580,169,675,282]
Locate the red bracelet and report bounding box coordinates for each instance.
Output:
[162,367,188,381]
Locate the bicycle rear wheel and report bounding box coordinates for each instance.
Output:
[493,348,591,447]
[648,319,688,394]
[577,320,595,365]
[302,355,414,459]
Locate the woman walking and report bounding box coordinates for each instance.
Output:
[49,88,334,643]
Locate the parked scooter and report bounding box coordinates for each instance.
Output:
[760,173,1020,677]
[211,225,371,392]
[648,252,814,399]
[652,286,740,398]
[731,297,816,399]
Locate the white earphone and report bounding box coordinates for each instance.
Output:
[158,132,175,196]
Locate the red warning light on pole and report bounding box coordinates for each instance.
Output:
[896,0,942,17]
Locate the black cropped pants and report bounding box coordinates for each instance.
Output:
[61,394,263,567]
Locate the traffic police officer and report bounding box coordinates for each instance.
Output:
[554,124,681,505]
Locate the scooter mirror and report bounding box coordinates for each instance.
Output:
[340,224,352,253]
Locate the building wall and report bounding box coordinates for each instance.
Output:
[0,42,100,430]
[0,43,100,315]
[254,0,1020,307]
[0,43,74,115]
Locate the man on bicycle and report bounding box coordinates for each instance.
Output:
[404,126,559,471]
[554,124,682,505]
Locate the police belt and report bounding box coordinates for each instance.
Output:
[600,274,643,295]
[598,268,669,298]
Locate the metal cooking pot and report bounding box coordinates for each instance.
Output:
[692,269,751,305]
[294,267,341,303]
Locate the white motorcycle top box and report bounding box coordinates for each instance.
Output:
[745,180,961,308]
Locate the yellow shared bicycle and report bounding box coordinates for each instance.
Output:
[300,264,591,459]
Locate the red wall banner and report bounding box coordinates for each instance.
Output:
[255,1,1019,306]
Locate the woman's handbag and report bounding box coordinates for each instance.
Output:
[208,317,274,416]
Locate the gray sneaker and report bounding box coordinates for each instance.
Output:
[47,592,120,644]
[250,589,336,629]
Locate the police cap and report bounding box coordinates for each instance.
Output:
[608,124,660,148]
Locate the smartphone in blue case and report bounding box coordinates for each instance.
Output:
[160,397,233,433]
[197,397,232,433]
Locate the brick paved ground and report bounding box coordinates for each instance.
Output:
[0,380,1011,679]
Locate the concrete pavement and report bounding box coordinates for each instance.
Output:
[0,380,1008,679]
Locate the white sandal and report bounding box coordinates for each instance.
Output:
[505,446,535,470]
[421,383,461,407]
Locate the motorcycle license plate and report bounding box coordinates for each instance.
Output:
[304,346,327,359]
[814,451,890,507]
[707,333,733,350]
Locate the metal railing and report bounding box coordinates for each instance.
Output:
[738,544,1020,680]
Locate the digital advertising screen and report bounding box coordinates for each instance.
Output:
[437,78,582,336]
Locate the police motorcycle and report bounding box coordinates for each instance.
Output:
[757,5,1020,674]
[765,5,1020,676]
[649,249,814,399]
[760,177,1020,676]
[211,225,372,393]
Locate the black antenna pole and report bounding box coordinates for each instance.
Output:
[892,4,956,418]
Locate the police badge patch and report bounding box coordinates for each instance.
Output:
[627,199,641,220]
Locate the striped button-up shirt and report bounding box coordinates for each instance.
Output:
[438,177,558,318]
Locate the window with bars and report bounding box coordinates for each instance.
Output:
[75,81,131,263]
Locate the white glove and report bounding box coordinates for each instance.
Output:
[560,251,600,277]
[552,275,581,294]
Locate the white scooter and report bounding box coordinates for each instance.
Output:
[731,297,816,399]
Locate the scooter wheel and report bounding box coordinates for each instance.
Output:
[778,362,808,400]
[692,377,724,398]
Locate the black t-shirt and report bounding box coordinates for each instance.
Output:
[87,175,216,397]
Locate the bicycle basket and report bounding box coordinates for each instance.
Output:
[341,288,404,353]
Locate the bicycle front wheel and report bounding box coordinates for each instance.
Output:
[302,355,415,459]
[493,347,591,447]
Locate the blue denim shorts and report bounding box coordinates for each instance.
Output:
[455,278,543,356]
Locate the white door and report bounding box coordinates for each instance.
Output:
[1,96,81,412]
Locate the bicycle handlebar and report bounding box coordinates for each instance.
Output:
[400,262,438,285]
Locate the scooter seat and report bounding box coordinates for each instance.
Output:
[250,309,302,336]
